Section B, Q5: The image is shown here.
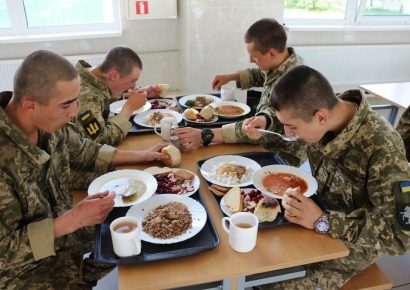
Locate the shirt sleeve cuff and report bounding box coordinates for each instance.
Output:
[27,218,55,260]
[96,144,116,172]
[222,123,238,143]
[110,114,132,134]
[237,70,251,89]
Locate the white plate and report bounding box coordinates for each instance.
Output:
[88,170,157,207]
[220,188,262,217]
[213,101,251,119]
[200,155,261,187]
[133,109,183,128]
[126,194,207,244]
[252,165,318,199]
[152,168,200,197]
[182,114,219,124]
[109,100,152,115]
[178,94,222,108]
[149,98,177,109]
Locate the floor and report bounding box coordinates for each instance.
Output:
[95,95,410,290]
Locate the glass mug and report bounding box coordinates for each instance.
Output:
[154,117,178,141]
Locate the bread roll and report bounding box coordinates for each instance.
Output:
[199,105,214,121]
[184,108,199,120]
[144,166,172,176]
[161,145,181,167]
[254,197,280,222]
[158,84,170,97]
[223,187,243,212]
[282,187,301,217]
[174,169,194,180]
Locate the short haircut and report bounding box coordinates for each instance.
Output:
[244,18,287,54]
[99,47,143,77]
[271,65,337,121]
[13,50,78,104]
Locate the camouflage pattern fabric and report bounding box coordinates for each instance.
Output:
[396,105,410,161]
[0,92,115,289]
[73,60,131,146]
[232,47,304,139]
[259,90,410,289]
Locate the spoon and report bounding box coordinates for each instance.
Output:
[254,128,299,142]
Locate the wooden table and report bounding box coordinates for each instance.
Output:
[360,82,410,125]
[78,133,345,290]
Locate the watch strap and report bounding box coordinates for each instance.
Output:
[201,128,214,146]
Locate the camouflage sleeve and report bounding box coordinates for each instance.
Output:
[328,145,410,255]
[221,120,307,167]
[75,92,131,146]
[0,171,55,266]
[396,106,410,161]
[62,125,115,189]
[236,68,265,89]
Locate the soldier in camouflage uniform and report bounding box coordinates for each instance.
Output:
[396,105,410,161]
[74,47,163,146]
[0,50,167,290]
[174,18,306,166]
[244,65,410,289]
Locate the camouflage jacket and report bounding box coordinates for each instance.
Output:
[222,47,306,166]
[396,105,410,161]
[222,47,304,140]
[310,90,410,256]
[0,92,116,288]
[73,60,131,146]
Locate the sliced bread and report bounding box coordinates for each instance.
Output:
[223,187,243,212]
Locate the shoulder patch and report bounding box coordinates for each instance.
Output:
[79,111,101,140]
[395,181,410,230]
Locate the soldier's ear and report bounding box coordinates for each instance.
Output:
[313,109,328,125]
[21,96,37,112]
[107,68,119,81]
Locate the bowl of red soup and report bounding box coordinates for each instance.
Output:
[213,101,251,119]
[252,165,318,199]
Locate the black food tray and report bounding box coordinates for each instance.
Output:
[176,94,251,127]
[128,119,187,134]
[93,192,220,264]
[197,151,289,229]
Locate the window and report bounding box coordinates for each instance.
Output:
[0,0,121,42]
[284,0,410,26]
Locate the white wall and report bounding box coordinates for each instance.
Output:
[0,0,409,93]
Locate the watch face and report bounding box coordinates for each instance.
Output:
[316,221,329,233]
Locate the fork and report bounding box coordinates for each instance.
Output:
[255,128,299,142]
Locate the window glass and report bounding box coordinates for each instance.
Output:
[0,0,10,28]
[284,0,349,20]
[363,0,410,16]
[23,0,113,27]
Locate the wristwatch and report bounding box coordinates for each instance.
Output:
[314,212,330,234]
[201,128,214,146]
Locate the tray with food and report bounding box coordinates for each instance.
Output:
[197,151,291,229]
[93,191,219,264]
[176,94,251,127]
[128,109,187,133]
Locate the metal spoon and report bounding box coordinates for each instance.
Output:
[255,128,299,142]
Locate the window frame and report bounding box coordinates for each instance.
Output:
[284,0,410,28]
[0,0,122,43]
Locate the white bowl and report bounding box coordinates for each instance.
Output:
[252,165,318,199]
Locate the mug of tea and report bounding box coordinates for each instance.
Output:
[220,85,236,101]
[222,212,258,253]
[154,117,177,141]
[110,216,141,257]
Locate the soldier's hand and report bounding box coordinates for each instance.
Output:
[242,116,266,140]
[282,188,322,230]
[172,127,202,151]
[143,84,161,98]
[73,191,115,227]
[121,89,148,119]
[211,74,230,91]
